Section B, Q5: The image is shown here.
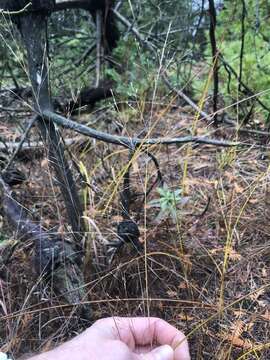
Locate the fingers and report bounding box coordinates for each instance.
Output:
[133,345,174,360]
[92,317,190,360]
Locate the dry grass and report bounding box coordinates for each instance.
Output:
[0,98,270,360]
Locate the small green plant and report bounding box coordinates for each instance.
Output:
[216,148,236,170]
[105,37,158,99]
[149,185,189,223]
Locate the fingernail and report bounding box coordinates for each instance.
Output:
[152,345,174,360]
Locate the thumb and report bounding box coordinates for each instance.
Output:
[139,345,174,360]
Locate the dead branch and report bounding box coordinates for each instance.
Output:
[208,0,219,125]
[0,137,85,158]
[0,1,105,13]
[43,110,239,148]
[19,12,84,242]
[66,82,114,113]
[238,0,246,93]
[112,7,156,51]
[4,115,38,171]
[162,74,213,122]
[219,53,270,113]
[95,9,102,87]
[74,42,96,67]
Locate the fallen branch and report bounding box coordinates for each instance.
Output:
[66,83,114,113]
[0,2,32,15]
[0,137,84,154]
[43,110,239,148]
[162,74,213,122]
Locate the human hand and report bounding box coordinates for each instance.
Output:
[28,317,190,360]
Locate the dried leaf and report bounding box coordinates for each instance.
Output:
[111,215,123,223]
[248,198,258,204]
[178,281,188,289]
[225,334,253,349]
[178,313,194,321]
[249,288,265,301]
[230,320,245,338]
[41,158,48,168]
[261,310,270,321]
[228,249,242,261]
[234,183,244,194]
[261,267,268,278]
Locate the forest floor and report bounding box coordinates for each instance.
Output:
[0,94,270,359]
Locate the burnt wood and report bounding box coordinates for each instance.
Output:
[0,0,119,54]
[19,12,84,241]
[67,82,114,113]
[0,176,90,318]
[1,167,26,186]
[0,0,55,12]
[117,220,142,251]
[0,0,115,14]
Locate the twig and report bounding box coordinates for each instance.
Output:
[120,151,132,219]
[0,2,32,15]
[239,0,246,93]
[134,150,164,221]
[162,74,213,122]
[19,12,84,241]
[53,1,98,12]
[208,0,219,125]
[222,116,270,136]
[74,42,96,67]
[112,8,156,51]
[43,110,239,148]
[114,1,124,12]
[0,106,30,113]
[6,62,19,90]
[4,115,38,171]
[77,63,95,79]
[95,10,102,87]
[144,150,163,196]
[0,137,84,153]
[219,53,270,113]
